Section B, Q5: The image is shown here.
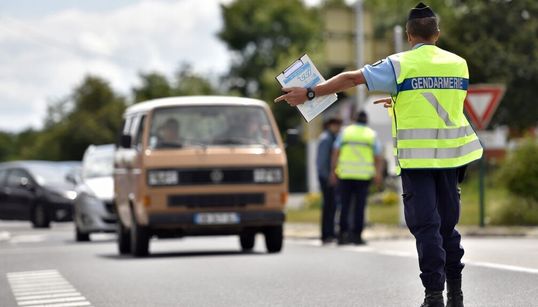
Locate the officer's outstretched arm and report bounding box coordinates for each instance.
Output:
[274,69,366,106]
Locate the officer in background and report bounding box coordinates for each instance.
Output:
[330,111,382,245]
[275,3,481,306]
[316,117,342,244]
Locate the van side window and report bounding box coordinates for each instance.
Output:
[134,115,146,149]
[122,117,133,135]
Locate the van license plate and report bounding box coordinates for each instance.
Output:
[194,213,240,225]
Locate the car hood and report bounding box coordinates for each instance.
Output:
[84,177,114,201]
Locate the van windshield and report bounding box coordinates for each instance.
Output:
[148,105,278,149]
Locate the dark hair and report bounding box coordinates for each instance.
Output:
[163,118,179,130]
[406,17,439,40]
[323,117,342,129]
[356,111,368,124]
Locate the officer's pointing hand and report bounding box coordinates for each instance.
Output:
[274,87,307,106]
[373,97,392,108]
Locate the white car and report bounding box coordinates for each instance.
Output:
[72,144,116,241]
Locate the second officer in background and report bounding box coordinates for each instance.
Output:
[330,111,383,245]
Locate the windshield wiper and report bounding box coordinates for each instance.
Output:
[213,137,253,145]
[156,141,183,149]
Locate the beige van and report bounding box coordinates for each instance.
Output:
[114,96,288,257]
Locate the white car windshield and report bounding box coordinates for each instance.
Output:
[27,164,72,186]
[148,105,277,149]
[83,153,114,178]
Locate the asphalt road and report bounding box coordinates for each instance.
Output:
[1,221,537,307]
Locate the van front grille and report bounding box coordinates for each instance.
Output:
[147,167,284,186]
[168,193,265,208]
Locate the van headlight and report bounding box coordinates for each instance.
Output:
[253,168,283,183]
[148,170,178,186]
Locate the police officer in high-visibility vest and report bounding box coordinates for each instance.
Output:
[330,111,382,245]
[275,3,481,306]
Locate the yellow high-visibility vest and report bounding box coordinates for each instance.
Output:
[336,125,376,180]
[388,45,483,174]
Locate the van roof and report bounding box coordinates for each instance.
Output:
[125,96,268,116]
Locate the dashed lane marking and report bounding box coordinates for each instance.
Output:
[0,231,11,241]
[6,270,92,307]
[9,234,47,244]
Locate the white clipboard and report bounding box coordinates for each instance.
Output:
[276,54,338,122]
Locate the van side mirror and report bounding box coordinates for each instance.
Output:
[285,129,300,147]
[65,173,80,186]
[120,134,132,149]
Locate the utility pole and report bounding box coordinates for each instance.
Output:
[355,0,365,111]
[393,25,406,227]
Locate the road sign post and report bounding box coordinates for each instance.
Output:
[464,84,506,227]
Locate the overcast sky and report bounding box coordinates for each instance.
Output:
[0,0,237,132]
[0,0,334,133]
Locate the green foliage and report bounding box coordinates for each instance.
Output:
[174,65,217,96]
[0,132,15,161]
[133,66,218,104]
[498,139,538,202]
[133,72,174,103]
[365,0,538,130]
[20,75,126,161]
[489,197,538,226]
[219,0,322,98]
[440,0,538,129]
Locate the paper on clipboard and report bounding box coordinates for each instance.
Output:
[276,54,338,122]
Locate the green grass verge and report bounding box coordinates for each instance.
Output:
[286,174,512,226]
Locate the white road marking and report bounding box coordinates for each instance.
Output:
[15,293,82,301]
[291,239,538,275]
[464,260,538,275]
[7,270,93,307]
[0,231,11,241]
[35,302,91,307]
[10,235,47,244]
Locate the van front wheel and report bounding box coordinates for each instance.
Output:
[130,212,150,257]
[264,225,283,254]
[240,232,256,252]
[117,219,131,255]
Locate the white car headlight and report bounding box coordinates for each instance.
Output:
[253,168,283,183]
[148,170,178,186]
[64,190,78,200]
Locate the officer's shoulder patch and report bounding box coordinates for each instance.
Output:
[371,60,384,67]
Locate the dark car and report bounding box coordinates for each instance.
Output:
[0,161,79,228]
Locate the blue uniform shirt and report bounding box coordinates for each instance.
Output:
[362,43,425,94]
[316,130,337,180]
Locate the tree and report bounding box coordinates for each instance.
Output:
[0,132,15,162]
[132,66,217,103]
[174,65,218,96]
[133,72,173,103]
[22,75,126,161]
[219,0,322,98]
[440,0,538,130]
[365,0,538,130]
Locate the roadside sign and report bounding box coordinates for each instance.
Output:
[464,84,506,130]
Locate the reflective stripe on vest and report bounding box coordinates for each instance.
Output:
[336,125,376,180]
[388,45,483,174]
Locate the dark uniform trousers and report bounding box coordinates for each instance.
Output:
[319,176,337,240]
[401,168,465,291]
[339,179,371,238]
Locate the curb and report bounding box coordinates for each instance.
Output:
[285,223,538,241]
